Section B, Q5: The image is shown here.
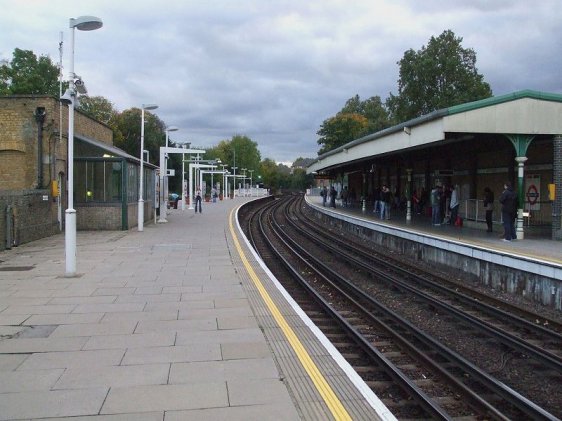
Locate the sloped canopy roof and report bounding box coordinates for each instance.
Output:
[307,90,562,174]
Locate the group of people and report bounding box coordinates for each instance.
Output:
[373,185,393,220]
[320,185,356,208]
[320,185,337,208]
[429,184,460,226]
[319,181,519,241]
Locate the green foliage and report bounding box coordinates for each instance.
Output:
[113,108,166,165]
[386,29,492,123]
[316,29,492,155]
[317,113,368,155]
[0,48,61,96]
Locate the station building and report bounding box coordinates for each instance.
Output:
[307,90,562,241]
[0,95,157,251]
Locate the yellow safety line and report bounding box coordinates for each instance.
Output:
[229,208,352,421]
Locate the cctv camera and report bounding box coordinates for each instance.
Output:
[60,89,74,105]
[74,78,88,95]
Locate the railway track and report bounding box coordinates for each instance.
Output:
[239,194,562,420]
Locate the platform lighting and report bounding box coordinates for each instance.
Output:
[63,15,103,277]
[138,104,158,232]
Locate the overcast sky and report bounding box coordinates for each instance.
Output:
[2,0,561,164]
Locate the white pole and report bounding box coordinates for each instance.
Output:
[138,107,146,231]
[181,151,185,210]
[64,23,77,277]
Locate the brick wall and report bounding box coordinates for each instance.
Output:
[0,190,59,251]
[76,204,122,230]
[0,96,116,249]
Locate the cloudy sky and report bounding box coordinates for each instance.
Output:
[1,0,561,163]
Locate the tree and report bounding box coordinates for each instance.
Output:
[0,48,61,96]
[114,108,166,165]
[386,29,492,123]
[316,113,368,155]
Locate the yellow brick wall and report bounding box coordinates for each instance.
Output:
[0,96,113,191]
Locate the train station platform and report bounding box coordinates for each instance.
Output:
[306,195,562,281]
[0,197,393,421]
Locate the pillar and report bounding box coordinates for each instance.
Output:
[515,156,528,240]
[505,134,535,240]
[553,135,562,240]
[406,168,412,223]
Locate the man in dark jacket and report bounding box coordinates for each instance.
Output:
[498,181,517,241]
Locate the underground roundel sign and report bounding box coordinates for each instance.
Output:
[526,184,539,205]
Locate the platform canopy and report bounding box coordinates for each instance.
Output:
[307,90,562,174]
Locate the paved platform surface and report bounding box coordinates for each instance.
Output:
[0,197,390,421]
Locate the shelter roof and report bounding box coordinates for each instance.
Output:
[307,90,562,174]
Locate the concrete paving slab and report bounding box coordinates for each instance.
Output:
[100,310,178,323]
[177,306,253,320]
[175,327,265,346]
[217,315,259,329]
[48,296,117,305]
[221,341,272,360]
[121,344,221,365]
[72,302,145,313]
[53,363,169,389]
[83,332,175,350]
[100,383,228,414]
[164,403,300,421]
[0,387,108,420]
[134,319,217,334]
[0,368,64,392]
[0,353,28,370]
[33,412,164,421]
[49,320,137,337]
[0,336,88,353]
[169,358,279,384]
[0,314,29,325]
[23,313,104,325]
[227,378,295,407]
[18,349,125,370]
[115,293,181,304]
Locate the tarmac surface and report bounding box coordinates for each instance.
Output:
[0,197,391,421]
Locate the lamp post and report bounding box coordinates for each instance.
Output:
[241,168,247,196]
[232,166,237,198]
[63,15,102,277]
[138,104,158,232]
[220,164,227,199]
[248,169,254,196]
[163,126,179,212]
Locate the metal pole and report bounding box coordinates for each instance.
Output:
[65,24,77,276]
[138,107,146,231]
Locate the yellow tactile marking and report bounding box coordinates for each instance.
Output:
[229,208,352,421]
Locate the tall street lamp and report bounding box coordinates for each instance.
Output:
[138,103,158,232]
[63,15,102,277]
[248,169,254,196]
[163,126,179,212]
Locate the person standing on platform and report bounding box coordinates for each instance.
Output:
[449,185,460,225]
[329,186,337,208]
[431,185,441,225]
[195,187,202,213]
[321,186,328,206]
[380,185,391,220]
[341,186,349,207]
[373,186,381,215]
[499,181,517,241]
[483,187,494,232]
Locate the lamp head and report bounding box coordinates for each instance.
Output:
[60,89,74,105]
[70,16,103,31]
[166,126,179,133]
[142,103,158,111]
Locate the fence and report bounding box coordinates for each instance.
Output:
[461,199,552,226]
